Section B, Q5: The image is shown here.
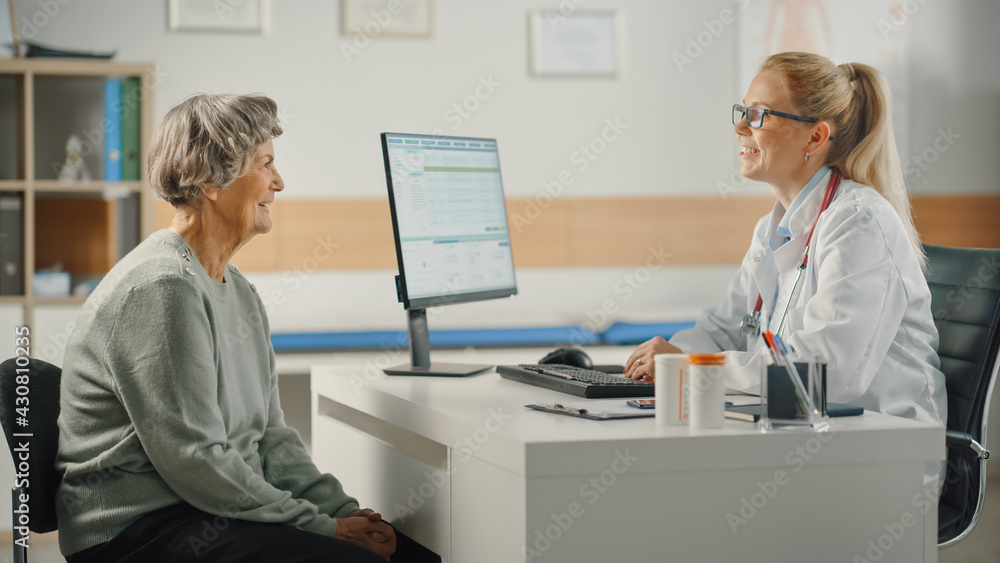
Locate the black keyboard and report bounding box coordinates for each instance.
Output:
[497,364,654,398]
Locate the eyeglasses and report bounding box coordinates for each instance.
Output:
[732,104,818,128]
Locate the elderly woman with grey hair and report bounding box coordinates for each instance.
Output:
[55,94,437,563]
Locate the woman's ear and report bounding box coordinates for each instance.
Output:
[198,183,219,202]
[805,121,833,155]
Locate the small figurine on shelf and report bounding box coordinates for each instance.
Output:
[57,134,92,182]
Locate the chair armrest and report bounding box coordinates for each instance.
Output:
[946,430,972,448]
[946,430,991,460]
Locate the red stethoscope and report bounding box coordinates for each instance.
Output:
[740,171,842,339]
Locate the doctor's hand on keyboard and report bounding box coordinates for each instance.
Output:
[624,336,683,382]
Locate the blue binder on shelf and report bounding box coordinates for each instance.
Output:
[104,78,123,182]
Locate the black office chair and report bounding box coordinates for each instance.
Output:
[923,244,1000,548]
[0,357,63,563]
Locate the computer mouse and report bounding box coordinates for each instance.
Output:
[539,347,593,369]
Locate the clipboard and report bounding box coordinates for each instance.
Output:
[526,401,654,420]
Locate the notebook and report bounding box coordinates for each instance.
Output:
[725,402,864,422]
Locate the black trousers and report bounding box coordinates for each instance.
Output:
[66,503,441,563]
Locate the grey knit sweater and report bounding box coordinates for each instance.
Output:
[55,230,358,556]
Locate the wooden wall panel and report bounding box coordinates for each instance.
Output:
[153,199,171,229]
[569,197,774,266]
[912,195,1000,249]
[272,200,396,270]
[151,194,1000,271]
[506,198,573,267]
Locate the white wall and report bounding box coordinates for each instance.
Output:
[17,0,739,199]
[14,0,1000,358]
[905,0,1000,195]
[18,0,999,202]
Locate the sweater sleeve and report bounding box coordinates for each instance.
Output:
[255,305,360,521]
[104,277,341,537]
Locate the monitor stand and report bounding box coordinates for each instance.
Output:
[383,308,493,377]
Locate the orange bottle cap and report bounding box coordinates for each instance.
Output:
[688,353,726,365]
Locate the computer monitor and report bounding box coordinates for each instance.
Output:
[381,132,518,376]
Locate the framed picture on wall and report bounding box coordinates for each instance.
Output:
[529,10,623,77]
[169,0,270,34]
[341,0,434,38]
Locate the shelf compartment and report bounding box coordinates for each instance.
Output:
[34,191,139,295]
[0,73,24,181]
[0,191,25,296]
[35,193,118,277]
[34,76,107,182]
[33,74,144,185]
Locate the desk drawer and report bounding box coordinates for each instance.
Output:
[313,397,450,560]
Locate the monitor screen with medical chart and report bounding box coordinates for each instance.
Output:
[381,132,517,310]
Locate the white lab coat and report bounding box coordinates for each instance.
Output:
[670,170,947,426]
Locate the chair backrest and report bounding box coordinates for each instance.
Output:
[0,357,63,534]
[923,244,1000,545]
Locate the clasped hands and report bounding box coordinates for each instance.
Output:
[334,508,396,560]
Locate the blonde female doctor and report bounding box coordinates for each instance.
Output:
[625,52,946,427]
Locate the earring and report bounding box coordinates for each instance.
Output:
[805,152,811,163]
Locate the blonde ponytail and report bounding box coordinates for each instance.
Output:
[761,53,925,270]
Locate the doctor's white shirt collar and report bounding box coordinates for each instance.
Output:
[769,165,831,251]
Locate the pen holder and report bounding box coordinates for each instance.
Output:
[760,357,829,431]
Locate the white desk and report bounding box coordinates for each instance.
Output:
[310,347,944,563]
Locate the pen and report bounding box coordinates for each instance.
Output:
[541,369,574,380]
[772,332,791,355]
